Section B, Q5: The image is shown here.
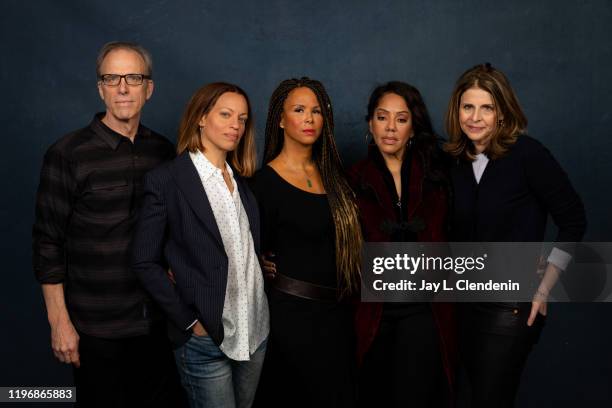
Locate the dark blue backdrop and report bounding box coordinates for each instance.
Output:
[2,1,611,406]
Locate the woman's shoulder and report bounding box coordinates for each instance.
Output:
[144,159,174,185]
[510,134,547,153]
[347,157,369,184]
[353,161,383,197]
[348,156,373,173]
[249,164,282,198]
[508,134,557,165]
[347,155,382,188]
[251,164,277,186]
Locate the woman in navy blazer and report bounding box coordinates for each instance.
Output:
[132,83,269,408]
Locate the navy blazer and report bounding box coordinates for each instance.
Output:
[132,151,261,347]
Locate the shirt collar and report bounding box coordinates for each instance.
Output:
[90,112,149,150]
[474,152,489,162]
[189,150,233,182]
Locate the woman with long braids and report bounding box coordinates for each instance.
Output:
[349,81,455,407]
[250,77,362,407]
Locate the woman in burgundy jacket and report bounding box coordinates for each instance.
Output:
[348,81,455,408]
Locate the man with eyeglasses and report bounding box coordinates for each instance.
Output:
[33,41,184,407]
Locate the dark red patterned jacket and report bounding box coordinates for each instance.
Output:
[348,145,456,392]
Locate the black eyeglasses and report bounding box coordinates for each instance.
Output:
[98,74,151,86]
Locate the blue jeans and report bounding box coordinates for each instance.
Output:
[174,334,266,408]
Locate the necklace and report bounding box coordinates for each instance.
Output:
[303,167,315,188]
[279,153,315,188]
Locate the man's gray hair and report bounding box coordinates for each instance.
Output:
[96,41,153,78]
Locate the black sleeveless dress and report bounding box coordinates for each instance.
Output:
[250,165,356,408]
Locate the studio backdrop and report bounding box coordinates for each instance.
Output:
[2,1,611,406]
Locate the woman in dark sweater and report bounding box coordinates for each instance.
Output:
[349,81,455,408]
[250,77,363,407]
[444,63,586,407]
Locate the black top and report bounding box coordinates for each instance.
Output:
[32,113,175,338]
[250,165,337,288]
[450,135,586,242]
[369,145,417,242]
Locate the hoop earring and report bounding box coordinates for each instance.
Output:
[364,131,372,145]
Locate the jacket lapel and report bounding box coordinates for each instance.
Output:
[476,156,494,188]
[406,153,425,219]
[169,151,224,249]
[358,157,395,215]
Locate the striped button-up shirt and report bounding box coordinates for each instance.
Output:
[32,113,175,338]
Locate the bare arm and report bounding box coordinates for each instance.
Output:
[42,283,80,367]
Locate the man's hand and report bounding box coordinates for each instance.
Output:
[50,317,81,367]
[42,284,81,368]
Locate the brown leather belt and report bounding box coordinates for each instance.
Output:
[272,273,338,302]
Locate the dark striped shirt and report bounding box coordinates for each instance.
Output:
[32,113,175,338]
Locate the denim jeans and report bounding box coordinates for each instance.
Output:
[174,334,266,408]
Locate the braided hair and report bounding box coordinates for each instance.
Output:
[263,77,363,297]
